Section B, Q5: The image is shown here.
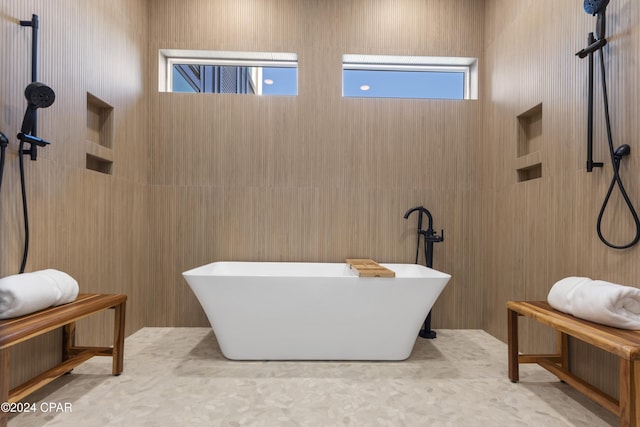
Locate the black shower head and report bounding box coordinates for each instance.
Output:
[20,82,55,134]
[25,82,55,109]
[584,0,610,15]
[583,0,610,42]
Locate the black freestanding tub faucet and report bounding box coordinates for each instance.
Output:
[404,206,444,339]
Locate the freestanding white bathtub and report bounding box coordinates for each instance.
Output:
[182,262,451,361]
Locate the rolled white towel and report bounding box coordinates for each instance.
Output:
[0,269,79,320]
[548,276,640,330]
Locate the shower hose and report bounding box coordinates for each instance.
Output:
[0,135,32,273]
[18,140,30,273]
[595,47,640,249]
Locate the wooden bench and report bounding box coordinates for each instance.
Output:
[507,300,640,427]
[0,293,126,427]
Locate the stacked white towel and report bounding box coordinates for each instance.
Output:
[547,276,640,330]
[0,269,79,320]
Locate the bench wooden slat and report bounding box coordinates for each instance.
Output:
[9,350,96,403]
[0,293,126,350]
[537,358,620,415]
[507,301,640,360]
[517,354,562,364]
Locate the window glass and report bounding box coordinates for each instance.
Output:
[342,54,477,100]
[261,67,297,96]
[343,69,465,99]
[159,50,297,95]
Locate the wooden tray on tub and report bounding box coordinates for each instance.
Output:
[345,259,395,278]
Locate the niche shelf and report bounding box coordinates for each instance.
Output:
[516,103,543,182]
[86,152,113,175]
[517,163,542,182]
[86,92,114,175]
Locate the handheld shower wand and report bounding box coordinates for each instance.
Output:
[584,0,610,33]
[577,0,610,58]
[15,14,56,274]
[19,82,55,136]
[16,82,56,274]
[18,82,55,161]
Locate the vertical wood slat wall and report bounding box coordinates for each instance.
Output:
[2,0,637,401]
[482,0,640,398]
[0,0,149,388]
[147,0,485,329]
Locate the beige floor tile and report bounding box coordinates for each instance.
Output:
[9,329,617,426]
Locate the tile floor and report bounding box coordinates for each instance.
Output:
[9,328,617,426]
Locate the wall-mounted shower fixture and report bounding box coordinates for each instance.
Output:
[578,0,609,58]
[20,82,55,134]
[584,0,610,35]
[18,13,55,162]
[576,0,610,170]
[404,206,444,339]
[18,82,55,161]
[15,14,56,273]
[576,1,640,249]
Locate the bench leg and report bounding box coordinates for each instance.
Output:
[1,348,8,427]
[112,301,126,375]
[557,331,569,370]
[508,308,519,382]
[63,322,77,363]
[620,359,640,427]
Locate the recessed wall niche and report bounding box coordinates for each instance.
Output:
[516,103,543,182]
[517,163,542,182]
[86,92,114,174]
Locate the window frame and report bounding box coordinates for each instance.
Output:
[159,49,298,95]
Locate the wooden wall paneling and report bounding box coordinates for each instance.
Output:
[1,0,149,387]
[148,0,485,332]
[482,0,640,398]
[173,186,216,327]
[146,184,177,327]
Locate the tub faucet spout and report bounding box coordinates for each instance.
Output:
[403,206,443,266]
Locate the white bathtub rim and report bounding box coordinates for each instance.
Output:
[183,261,451,280]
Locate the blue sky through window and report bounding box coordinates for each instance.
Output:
[261,67,297,95]
[173,69,195,92]
[343,69,465,99]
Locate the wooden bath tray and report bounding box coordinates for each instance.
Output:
[346,259,395,277]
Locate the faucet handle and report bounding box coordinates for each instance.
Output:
[424,229,444,242]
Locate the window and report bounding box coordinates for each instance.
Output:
[159,50,298,96]
[342,54,477,100]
